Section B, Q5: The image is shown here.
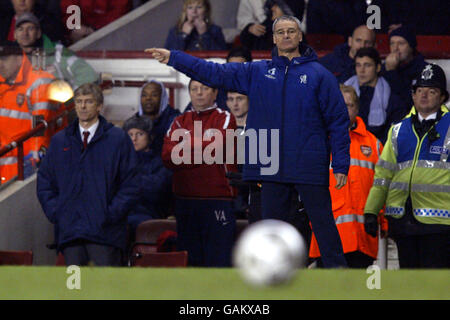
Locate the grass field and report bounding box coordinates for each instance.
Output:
[0,267,449,300]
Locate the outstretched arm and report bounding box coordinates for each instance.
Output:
[145,48,252,95]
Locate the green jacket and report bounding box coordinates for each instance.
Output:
[365,105,450,226]
[41,35,98,89]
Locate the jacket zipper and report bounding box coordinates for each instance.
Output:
[279,65,289,179]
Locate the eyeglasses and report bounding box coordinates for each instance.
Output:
[274,28,298,37]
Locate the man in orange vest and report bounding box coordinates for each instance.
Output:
[0,41,60,184]
[309,85,388,268]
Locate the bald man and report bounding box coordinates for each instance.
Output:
[319,25,376,83]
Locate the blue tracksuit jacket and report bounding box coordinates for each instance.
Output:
[167,44,350,185]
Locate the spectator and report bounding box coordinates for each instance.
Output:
[239,0,304,50]
[381,25,427,110]
[215,46,253,110]
[307,0,391,37]
[162,79,238,267]
[0,41,61,184]
[364,64,450,269]
[148,15,351,268]
[127,80,180,155]
[122,116,173,242]
[310,85,387,268]
[60,0,132,44]
[13,12,98,89]
[0,0,65,43]
[164,0,226,51]
[320,24,376,83]
[37,83,139,266]
[386,0,450,35]
[344,47,407,143]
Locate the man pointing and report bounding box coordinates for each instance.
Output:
[147,15,350,268]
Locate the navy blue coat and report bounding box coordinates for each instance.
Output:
[164,24,227,51]
[37,116,139,251]
[319,43,355,84]
[129,150,173,221]
[167,45,350,186]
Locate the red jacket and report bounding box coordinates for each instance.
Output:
[61,0,131,30]
[162,106,237,199]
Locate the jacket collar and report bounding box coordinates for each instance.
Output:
[67,115,113,143]
[351,116,369,136]
[271,43,318,66]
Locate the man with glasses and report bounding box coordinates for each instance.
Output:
[147,15,350,268]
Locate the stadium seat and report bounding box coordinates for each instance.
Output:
[135,219,178,251]
[129,246,188,267]
[0,250,33,265]
[56,253,65,266]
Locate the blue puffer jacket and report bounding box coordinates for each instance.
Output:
[37,116,139,251]
[167,44,350,185]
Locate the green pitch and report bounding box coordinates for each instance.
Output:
[0,267,449,300]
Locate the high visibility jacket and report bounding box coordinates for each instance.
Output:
[310,117,387,259]
[0,53,60,183]
[365,106,450,225]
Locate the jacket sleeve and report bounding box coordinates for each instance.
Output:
[36,141,59,224]
[318,70,350,175]
[107,133,140,223]
[365,125,399,216]
[168,50,252,95]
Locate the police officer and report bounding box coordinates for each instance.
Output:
[364,63,450,268]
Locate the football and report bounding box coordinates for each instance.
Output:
[232,219,307,287]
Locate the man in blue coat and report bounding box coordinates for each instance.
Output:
[37,83,139,266]
[147,15,350,268]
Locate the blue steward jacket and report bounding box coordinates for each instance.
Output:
[37,116,139,251]
[167,45,350,185]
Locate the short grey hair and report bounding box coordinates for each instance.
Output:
[272,15,302,32]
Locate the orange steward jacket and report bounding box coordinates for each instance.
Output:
[0,53,60,183]
[309,117,388,259]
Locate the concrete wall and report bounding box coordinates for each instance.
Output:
[70,0,241,51]
[0,175,56,265]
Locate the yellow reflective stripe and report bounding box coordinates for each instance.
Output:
[350,158,375,170]
[389,181,409,191]
[32,102,60,111]
[391,122,402,157]
[415,160,450,170]
[25,77,54,97]
[377,159,397,171]
[398,160,414,170]
[373,178,391,187]
[0,109,32,120]
[414,208,450,218]
[335,214,365,224]
[411,184,450,193]
[0,156,18,165]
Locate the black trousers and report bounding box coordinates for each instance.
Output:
[261,182,347,268]
[392,233,450,269]
[62,240,123,266]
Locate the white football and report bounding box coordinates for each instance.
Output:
[233,219,307,287]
